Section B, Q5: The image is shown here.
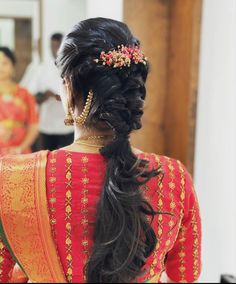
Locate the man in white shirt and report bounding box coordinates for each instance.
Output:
[21,33,74,150]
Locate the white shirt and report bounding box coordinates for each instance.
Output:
[21,58,73,135]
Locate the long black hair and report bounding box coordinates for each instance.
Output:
[57,18,161,283]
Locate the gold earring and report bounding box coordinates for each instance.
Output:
[64,101,74,126]
[73,90,94,126]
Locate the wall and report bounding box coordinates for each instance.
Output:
[194,0,236,282]
[86,0,123,21]
[0,0,39,45]
[42,0,124,62]
[0,19,15,48]
[0,0,123,62]
[42,0,86,62]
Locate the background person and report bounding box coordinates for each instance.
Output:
[21,33,74,151]
[0,47,38,155]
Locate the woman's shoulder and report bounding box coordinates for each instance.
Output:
[136,148,188,175]
[138,150,194,196]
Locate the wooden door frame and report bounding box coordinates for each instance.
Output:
[164,0,202,174]
[124,0,203,174]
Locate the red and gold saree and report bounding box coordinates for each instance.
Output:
[0,150,201,283]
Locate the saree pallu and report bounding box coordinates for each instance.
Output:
[0,151,66,283]
[0,85,38,154]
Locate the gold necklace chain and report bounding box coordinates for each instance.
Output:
[73,135,110,148]
[74,135,113,148]
[87,135,105,140]
[73,140,104,148]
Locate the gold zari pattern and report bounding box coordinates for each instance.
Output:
[0,152,66,283]
[81,156,90,282]
[65,152,73,282]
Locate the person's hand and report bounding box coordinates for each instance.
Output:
[45,90,57,99]
[36,91,56,104]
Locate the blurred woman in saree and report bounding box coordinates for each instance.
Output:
[0,19,201,283]
[0,47,38,155]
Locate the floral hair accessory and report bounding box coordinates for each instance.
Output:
[94,45,148,69]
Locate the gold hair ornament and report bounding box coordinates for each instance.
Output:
[65,90,94,126]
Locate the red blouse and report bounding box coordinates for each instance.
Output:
[0,150,202,283]
[46,150,201,283]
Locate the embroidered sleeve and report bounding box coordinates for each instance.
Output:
[165,163,202,283]
[0,236,15,283]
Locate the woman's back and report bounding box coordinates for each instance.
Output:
[0,17,202,283]
[47,150,201,283]
[0,150,201,283]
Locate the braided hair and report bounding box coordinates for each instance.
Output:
[57,17,161,283]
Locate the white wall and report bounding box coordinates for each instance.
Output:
[42,0,124,62]
[86,0,123,21]
[42,0,86,63]
[0,0,40,47]
[194,0,236,282]
[0,19,15,48]
[0,0,123,62]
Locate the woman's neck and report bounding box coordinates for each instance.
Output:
[0,78,13,85]
[0,79,16,91]
[61,126,114,154]
[74,125,114,142]
[63,125,143,155]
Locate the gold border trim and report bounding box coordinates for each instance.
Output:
[0,152,66,283]
[35,151,66,283]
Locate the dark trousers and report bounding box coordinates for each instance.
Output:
[39,132,74,151]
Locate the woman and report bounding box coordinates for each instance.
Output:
[0,18,201,283]
[0,47,38,155]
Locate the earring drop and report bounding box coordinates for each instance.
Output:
[64,101,74,126]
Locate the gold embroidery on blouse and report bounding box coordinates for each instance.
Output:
[65,152,73,282]
[166,158,176,242]
[144,154,163,282]
[155,155,166,281]
[81,156,89,281]
[190,206,199,281]
[177,161,185,218]
[49,151,57,236]
[178,225,187,283]
[177,161,187,283]
[155,155,164,246]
